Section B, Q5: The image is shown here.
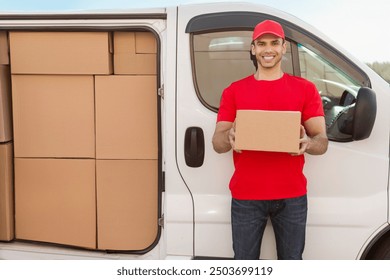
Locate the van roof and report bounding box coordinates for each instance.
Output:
[0,0,213,14]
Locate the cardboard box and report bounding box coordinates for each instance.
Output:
[96,159,158,250]
[9,32,113,74]
[15,158,96,249]
[234,110,301,153]
[0,32,9,65]
[95,75,158,159]
[114,53,156,74]
[114,31,157,54]
[0,143,14,241]
[0,65,12,142]
[113,32,156,74]
[12,75,95,158]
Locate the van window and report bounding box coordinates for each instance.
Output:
[298,44,361,141]
[192,31,293,110]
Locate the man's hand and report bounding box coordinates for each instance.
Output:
[228,122,242,153]
[291,117,328,156]
[212,121,242,153]
[292,125,309,156]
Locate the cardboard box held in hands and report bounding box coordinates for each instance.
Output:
[234,110,301,153]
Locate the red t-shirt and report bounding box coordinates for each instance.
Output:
[217,73,324,200]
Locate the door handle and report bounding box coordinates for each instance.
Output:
[184,127,205,167]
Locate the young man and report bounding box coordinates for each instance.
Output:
[212,20,328,260]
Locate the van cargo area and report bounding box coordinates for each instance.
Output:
[0,30,160,252]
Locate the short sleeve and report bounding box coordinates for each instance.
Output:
[217,85,237,123]
[302,81,324,122]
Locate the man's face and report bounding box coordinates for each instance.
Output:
[251,34,286,70]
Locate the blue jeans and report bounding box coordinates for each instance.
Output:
[231,195,307,260]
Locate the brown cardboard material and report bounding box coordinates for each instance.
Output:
[0,143,14,241]
[114,53,156,74]
[15,158,96,249]
[114,31,136,54]
[12,75,95,158]
[95,75,158,159]
[0,32,9,65]
[234,110,301,153]
[96,159,158,250]
[9,32,112,74]
[0,65,12,142]
[135,32,157,54]
[113,32,156,74]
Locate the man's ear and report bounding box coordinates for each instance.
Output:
[282,40,287,55]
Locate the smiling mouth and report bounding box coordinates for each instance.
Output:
[262,56,275,61]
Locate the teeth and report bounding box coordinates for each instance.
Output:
[263,56,274,60]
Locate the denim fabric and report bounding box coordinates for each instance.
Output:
[231,195,307,260]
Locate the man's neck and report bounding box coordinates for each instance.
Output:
[254,67,284,81]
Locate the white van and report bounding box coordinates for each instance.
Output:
[0,2,389,260]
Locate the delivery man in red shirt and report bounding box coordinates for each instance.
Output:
[212,19,328,260]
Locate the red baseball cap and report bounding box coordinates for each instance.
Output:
[252,20,285,41]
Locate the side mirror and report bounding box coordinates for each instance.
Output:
[326,87,377,142]
[352,87,377,141]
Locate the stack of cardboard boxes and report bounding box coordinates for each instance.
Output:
[96,32,158,250]
[0,31,14,242]
[9,31,158,250]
